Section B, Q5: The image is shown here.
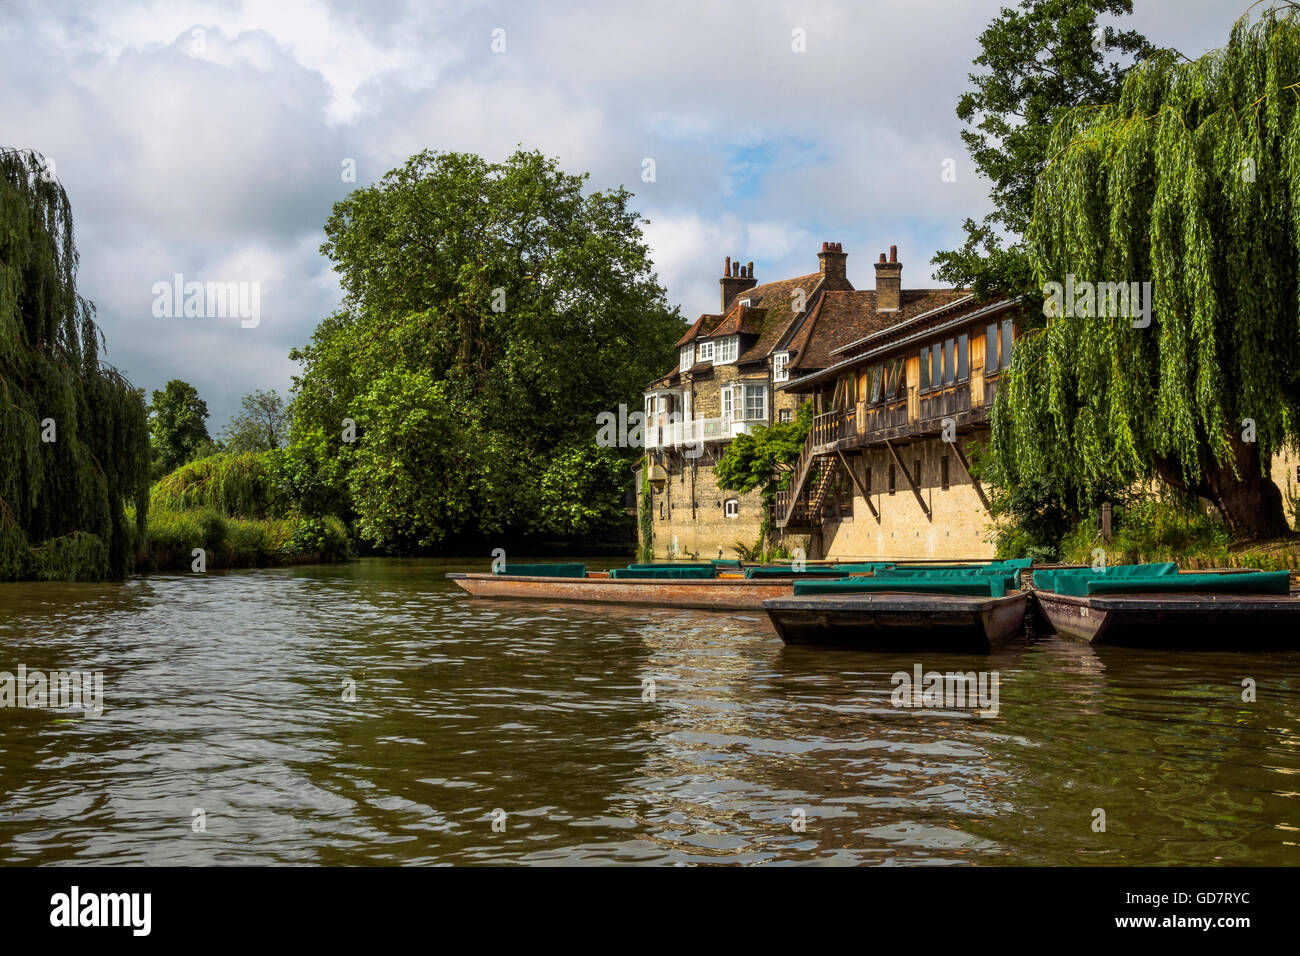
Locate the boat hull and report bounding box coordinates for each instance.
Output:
[1033,589,1300,648]
[448,572,791,610]
[761,591,1030,652]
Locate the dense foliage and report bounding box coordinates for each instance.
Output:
[996,11,1300,539]
[150,451,286,519]
[0,148,150,580]
[932,0,1154,300]
[148,379,213,476]
[289,149,682,550]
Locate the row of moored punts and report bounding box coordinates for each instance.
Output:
[447,559,1300,652]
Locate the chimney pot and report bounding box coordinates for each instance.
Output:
[822,241,829,252]
[719,252,758,310]
[724,256,731,276]
[875,247,903,311]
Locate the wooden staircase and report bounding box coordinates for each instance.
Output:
[775,437,834,530]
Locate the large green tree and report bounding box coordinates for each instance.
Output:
[148,379,212,476]
[932,0,1156,300]
[0,148,150,579]
[996,11,1300,540]
[289,149,682,549]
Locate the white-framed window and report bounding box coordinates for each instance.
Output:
[720,386,735,420]
[714,336,739,365]
[772,352,790,382]
[656,395,666,414]
[644,395,653,419]
[679,344,694,370]
[778,408,792,423]
[697,340,715,362]
[743,384,767,421]
[724,498,739,518]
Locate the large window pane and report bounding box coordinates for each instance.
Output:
[919,348,930,389]
[986,324,998,373]
[957,333,969,382]
[944,339,955,385]
[1000,319,1014,369]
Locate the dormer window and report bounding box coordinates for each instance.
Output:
[772,352,790,383]
[714,336,739,365]
[697,340,715,362]
[739,298,757,307]
[680,344,694,370]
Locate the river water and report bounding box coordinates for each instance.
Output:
[0,557,1297,865]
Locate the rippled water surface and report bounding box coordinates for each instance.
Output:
[1,557,1298,865]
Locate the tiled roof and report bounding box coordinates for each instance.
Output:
[718,272,822,319]
[674,313,722,348]
[786,289,973,372]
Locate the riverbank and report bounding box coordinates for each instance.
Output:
[132,507,350,573]
[1069,536,1300,573]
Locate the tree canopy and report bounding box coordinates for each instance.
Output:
[932,0,1155,300]
[288,148,683,550]
[995,10,1300,538]
[223,388,290,453]
[148,379,213,476]
[0,148,150,579]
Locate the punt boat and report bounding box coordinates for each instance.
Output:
[762,562,1033,652]
[446,561,896,611]
[1030,564,1300,648]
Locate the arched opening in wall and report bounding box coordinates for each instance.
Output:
[724,499,739,518]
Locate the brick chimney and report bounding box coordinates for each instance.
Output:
[817,241,848,287]
[875,244,902,311]
[720,256,758,310]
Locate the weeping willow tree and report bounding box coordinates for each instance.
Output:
[995,9,1300,539]
[0,148,150,579]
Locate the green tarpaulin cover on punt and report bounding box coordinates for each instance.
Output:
[494,564,587,578]
[744,567,850,579]
[1034,562,1179,592]
[831,562,895,573]
[608,567,716,579]
[1053,570,1290,597]
[877,566,1017,579]
[792,576,1012,597]
[626,563,714,570]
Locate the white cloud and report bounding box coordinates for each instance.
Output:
[0,0,1250,426]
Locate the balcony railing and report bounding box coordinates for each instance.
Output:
[643,416,757,450]
[917,383,972,423]
[810,407,856,449]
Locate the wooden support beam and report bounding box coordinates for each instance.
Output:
[837,450,879,523]
[885,439,930,520]
[949,441,991,515]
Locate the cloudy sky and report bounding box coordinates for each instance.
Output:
[1,0,1247,430]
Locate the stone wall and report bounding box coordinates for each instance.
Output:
[817,435,996,560]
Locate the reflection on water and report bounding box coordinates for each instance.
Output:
[0,558,1297,865]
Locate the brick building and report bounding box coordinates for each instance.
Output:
[637,242,1022,561]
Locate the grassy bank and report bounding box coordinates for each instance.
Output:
[1054,497,1300,571]
[133,507,350,573]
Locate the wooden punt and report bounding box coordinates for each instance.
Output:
[1033,589,1300,648]
[762,591,1031,652]
[447,572,795,610]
